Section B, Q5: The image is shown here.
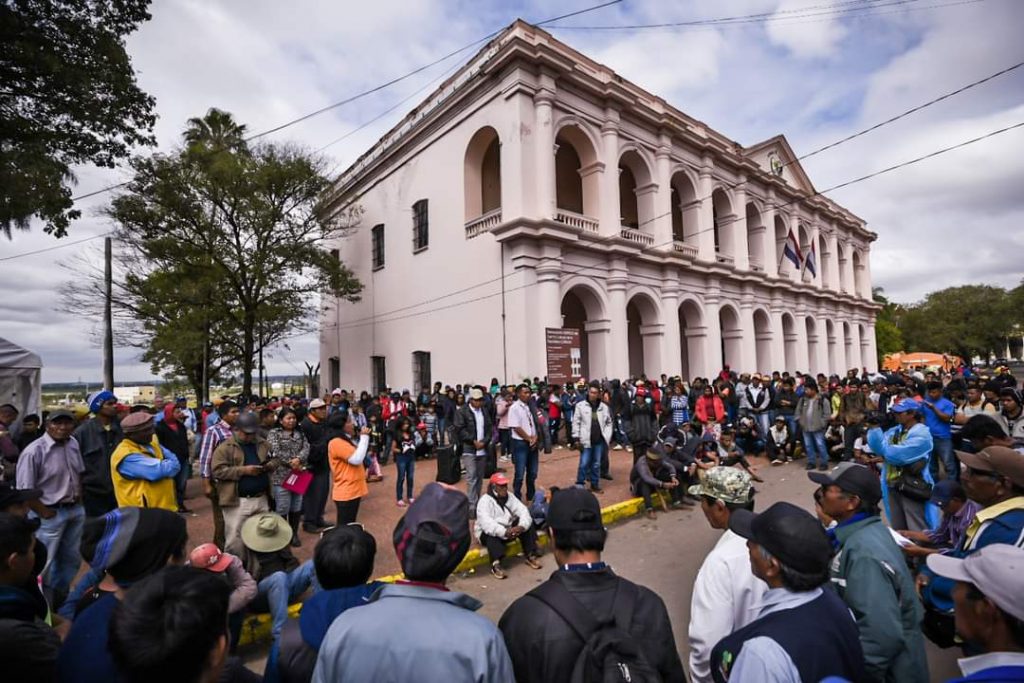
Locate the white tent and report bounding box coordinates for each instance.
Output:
[0,337,42,418]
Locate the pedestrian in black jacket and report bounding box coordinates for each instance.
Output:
[626,393,658,463]
[498,488,684,683]
[299,400,330,533]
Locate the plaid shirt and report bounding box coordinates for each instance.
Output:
[199,420,233,479]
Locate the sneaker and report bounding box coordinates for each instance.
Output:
[525,555,542,570]
[499,455,511,463]
[600,473,613,481]
[408,497,415,504]
[590,485,604,494]
[613,444,623,451]
[645,508,657,520]
[771,458,783,466]
[805,464,816,471]
[397,500,407,508]
[491,562,507,579]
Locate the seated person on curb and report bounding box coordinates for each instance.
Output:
[275,525,382,683]
[0,512,61,682]
[926,544,1024,682]
[711,501,866,683]
[476,473,542,580]
[312,482,514,683]
[660,436,697,506]
[735,416,768,460]
[769,416,793,465]
[630,444,681,519]
[188,543,257,653]
[108,566,260,683]
[718,427,764,482]
[498,487,685,682]
[238,513,318,651]
[897,479,981,559]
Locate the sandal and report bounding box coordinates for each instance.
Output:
[490,561,507,579]
[525,555,542,570]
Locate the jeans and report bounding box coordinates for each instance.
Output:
[512,439,539,502]
[395,453,415,501]
[931,437,957,481]
[802,430,828,468]
[258,560,319,643]
[462,453,485,510]
[174,457,190,508]
[754,412,771,440]
[613,417,630,447]
[499,428,512,456]
[577,443,606,487]
[302,469,330,527]
[35,504,85,599]
[436,417,448,446]
[273,485,303,514]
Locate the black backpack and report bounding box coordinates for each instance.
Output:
[528,576,662,683]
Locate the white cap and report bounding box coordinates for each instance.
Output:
[926,544,1024,622]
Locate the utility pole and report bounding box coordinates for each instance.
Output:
[102,237,114,391]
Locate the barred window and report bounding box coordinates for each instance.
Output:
[412,199,428,252]
[371,224,385,270]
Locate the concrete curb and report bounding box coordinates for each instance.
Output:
[238,492,666,646]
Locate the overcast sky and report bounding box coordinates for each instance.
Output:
[3,0,1022,383]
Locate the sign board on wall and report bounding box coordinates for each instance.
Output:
[546,328,583,385]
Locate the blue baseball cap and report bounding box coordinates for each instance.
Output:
[891,399,921,413]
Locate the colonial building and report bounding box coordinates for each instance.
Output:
[320,20,879,392]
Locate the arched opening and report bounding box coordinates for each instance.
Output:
[679,300,706,380]
[782,313,798,371]
[853,251,867,298]
[746,203,765,271]
[826,319,838,373]
[719,305,742,368]
[555,125,600,221]
[670,171,698,243]
[818,233,831,289]
[626,293,662,378]
[753,309,772,371]
[838,243,850,293]
[774,215,790,274]
[712,189,735,261]
[798,223,812,281]
[843,321,854,371]
[463,126,501,222]
[560,285,607,380]
[618,150,654,234]
[806,316,819,374]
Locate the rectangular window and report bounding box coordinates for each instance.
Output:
[371,356,387,395]
[412,351,431,393]
[328,357,340,392]
[412,199,429,252]
[371,224,385,270]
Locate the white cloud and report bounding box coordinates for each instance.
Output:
[765,0,847,58]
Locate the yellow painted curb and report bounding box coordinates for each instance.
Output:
[238,492,666,646]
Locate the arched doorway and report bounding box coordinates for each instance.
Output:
[775,215,790,275]
[679,299,706,379]
[798,223,812,281]
[782,313,798,371]
[463,126,501,221]
[753,309,772,371]
[826,319,838,373]
[818,233,831,289]
[719,305,742,369]
[837,243,850,293]
[555,125,600,222]
[806,316,819,374]
[618,150,654,235]
[560,285,606,380]
[712,189,735,261]
[670,171,698,244]
[626,293,662,378]
[746,203,765,271]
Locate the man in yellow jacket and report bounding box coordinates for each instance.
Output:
[110,411,181,511]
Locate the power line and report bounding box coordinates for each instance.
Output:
[316,57,1024,327]
[322,119,1023,332]
[0,230,114,263]
[67,1,624,204]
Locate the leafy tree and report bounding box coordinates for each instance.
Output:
[1,0,157,237]
[63,110,362,396]
[872,287,904,364]
[899,285,1014,360]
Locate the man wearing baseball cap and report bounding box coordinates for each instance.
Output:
[809,462,929,682]
[73,390,122,517]
[918,445,1024,644]
[926,544,1024,681]
[109,411,180,512]
[314,483,514,682]
[866,397,940,532]
[687,467,765,683]
[499,487,684,682]
[212,412,278,555]
[474,473,541,579]
[453,386,495,514]
[300,398,332,533]
[710,502,865,683]
[188,542,256,649]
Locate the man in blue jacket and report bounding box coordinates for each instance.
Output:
[867,398,939,532]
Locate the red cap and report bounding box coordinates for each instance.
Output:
[489,473,509,486]
[189,543,232,572]
[417,422,427,430]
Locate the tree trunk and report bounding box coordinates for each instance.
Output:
[242,309,255,397]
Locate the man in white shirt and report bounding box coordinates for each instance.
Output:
[507,384,539,502]
[686,466,765,683]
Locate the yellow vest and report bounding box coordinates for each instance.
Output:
[110,435,178,511]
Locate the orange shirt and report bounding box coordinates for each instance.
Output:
[329,437,368,502]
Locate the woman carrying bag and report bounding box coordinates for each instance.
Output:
[267,407,310,547]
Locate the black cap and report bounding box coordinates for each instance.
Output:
[807,462,882,505]
[235,412,260,434]
[392,482,470,582]
[0,482,42,510]
[548,488,604,531]
[729,502,832,574]
[47,409,75,423]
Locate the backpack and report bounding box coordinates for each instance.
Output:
[528,576,662,683]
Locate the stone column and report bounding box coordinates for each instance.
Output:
[770,302,787,372]
[660,277,683,375]
[739,298,757,372]
[653,135,674,250]
[500,92,532,220]
[733,179,750,271]
[861,248,874,300]
[847,320,862,370]
[704,288,724,376]
[599,110,621,238]
[533,87,556,221]
[794,307,810,373]
[528,245,564,376]
[864,322,878,373]
[825,232,840,292]
[809,224,823,290]
[786,213,802,283]
[606,260,630,378]
[764,192,780,278]
[696,157,716,262]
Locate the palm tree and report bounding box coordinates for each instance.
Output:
[183,108,248,156]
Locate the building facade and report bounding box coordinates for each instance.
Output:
[320,21,879,392]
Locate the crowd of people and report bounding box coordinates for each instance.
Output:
[0,360,1021,682]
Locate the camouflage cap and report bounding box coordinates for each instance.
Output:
[688,466,753,504]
